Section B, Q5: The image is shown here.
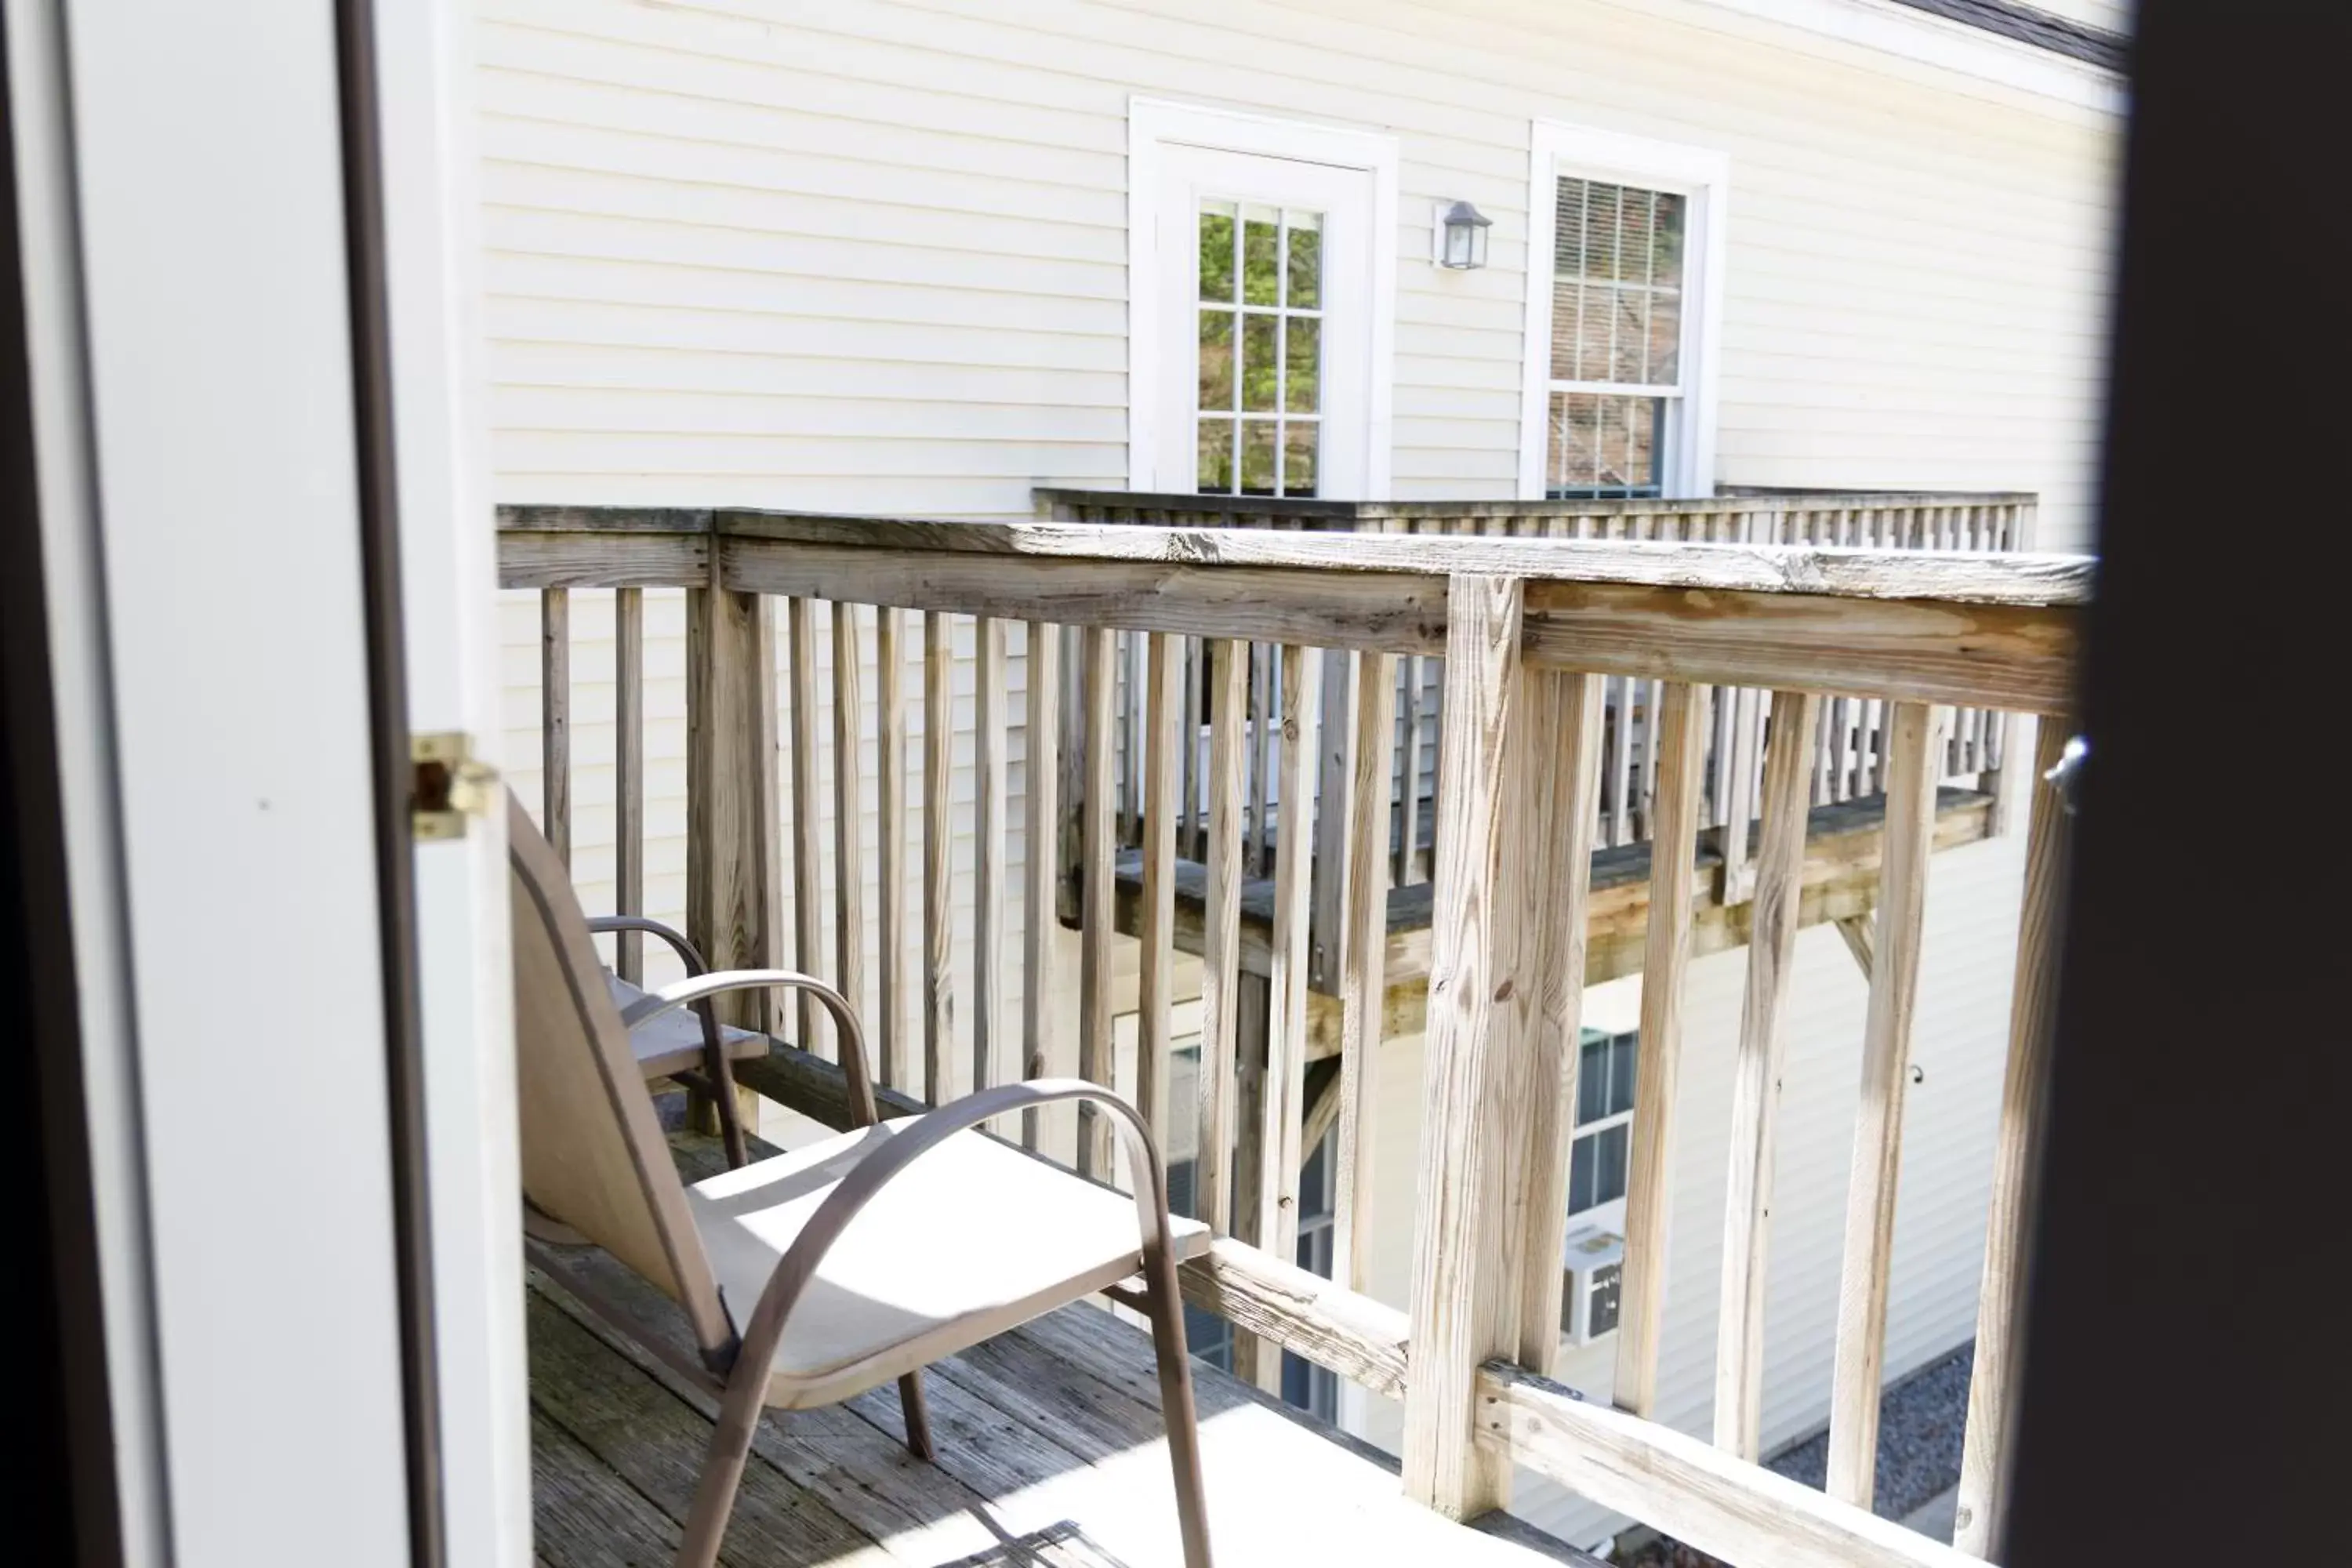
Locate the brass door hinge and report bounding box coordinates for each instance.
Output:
[412,732,499,840]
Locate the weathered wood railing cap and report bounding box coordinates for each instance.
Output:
[1033,485,2042,521]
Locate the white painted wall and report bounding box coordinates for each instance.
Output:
[474,0,2120,1546]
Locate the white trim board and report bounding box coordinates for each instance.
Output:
[1126,97,1398,499]
[1519,122,1730,503]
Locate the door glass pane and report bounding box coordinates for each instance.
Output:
[1240,314,1278,412]
[1197,416,1235,492]
[1285,212,1322,309]
[1240,419,1276,495]
[1194,199,1327,498]
[1281,422,1317,498]
[1199,201,1236,303]
[1242,206,1280,306]
[1283,317,1319,413]
[1198,310,1234,410]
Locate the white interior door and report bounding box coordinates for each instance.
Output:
[1153,145,1375,499]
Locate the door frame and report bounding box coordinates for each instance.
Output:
[1127,97,1397,498]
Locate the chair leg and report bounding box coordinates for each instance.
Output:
[674,1369,767,1568]
[896,1370,936,1461]
[1140,1241,1214,1568]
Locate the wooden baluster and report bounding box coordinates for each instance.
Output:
[1403,575,1531,1518]
[1077,626,1118,1179]
[1614,681,1708,1420]
[1639,677,1665,833]
[833,603,866,1062]
[614,586,643,983]
[1259,644,1322,1268]
[974,618,1007,1099]
[1021,621,1061,1152]
[1714,689,1824,1460]
[1123,630,1145,848]
[1056,625,1083,927]
[1336,650,1398,1294]
[540,586,571,867]
[1196,639,1248,1235]
[1609,675,1635,848]
[922,612,953,1102]
[1397,652,1424,884]
[1181,634,1202,860]
[1137,633,1182,1159]
[1826,702,1940,1510]
[787,597,823,1054]
[875,608,909,1091]
[686,585,778,1045]
[1310,648,1353,993]
[1249,643,1274,875]
[1953,717,2074,1554]
[1512,668,1606,1374]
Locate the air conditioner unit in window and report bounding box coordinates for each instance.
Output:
[1559,1225,1625,1346]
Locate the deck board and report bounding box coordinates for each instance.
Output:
[528,1136,1596,1568]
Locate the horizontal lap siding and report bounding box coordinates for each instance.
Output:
[481,0,2117,1545]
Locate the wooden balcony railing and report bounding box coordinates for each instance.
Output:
[498,503,2086,1568]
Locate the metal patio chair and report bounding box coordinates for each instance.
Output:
[506,794,1215,1568]
[584,912,764,1169]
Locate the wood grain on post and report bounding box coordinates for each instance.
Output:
[1953,717,2073,1555]
[831,602,865,1063]
[1614,680,1708,1419]
[786,597,823,1054]
[1137,633,1182,1155]
[974,617,1007,1099]
[1196,638,1249,1237]
[1402,575,1527,1519]
[1397,655,1424,885]
[922,612,953,1102]
[1715,689,1824,1459]
[614,585,643,983]
[1512,668,1606,1376]
[1335,651,1396,1295]
[1261,643,1323,1266]
[1076,626,1118,1180]
[1021,621,1061,1152]
[685,586,778,1037]
[541,586,571,867]
[1310,648,1353,993]
[1827,701,1940,1509]
[875,607,908,1090]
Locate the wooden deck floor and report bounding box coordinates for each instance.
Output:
[528,1138,1592,1568]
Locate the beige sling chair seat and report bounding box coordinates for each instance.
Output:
[507,795,1216,1568]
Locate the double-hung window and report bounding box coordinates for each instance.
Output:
[1569,1026,1639,1218]
[1522,125,1726,502]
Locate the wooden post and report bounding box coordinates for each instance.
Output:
[1077,626,1118,1180]
[1403,575,1528,1519]
[876,608,909,1090]
[786,598,823,1054]
[975,617,1007,1097]
[1310,646,1353,993]
[685,586,778,1038]
[1335,651,1396,1296]
[540,586,571,868]
[1196,639,1249,1236]
[614,586,643,983]
[1137,633,1181,1155]
[1953,717,2073,1555]
[1512,669,1606,1374]
[1714,689,1824,1459]
[1827,701,1940,1509]
[1230,972,1276,1388]
[1397,655,1424,885]
[922,612,953,1103]
[1259,644,1322,1265]
[1614,681,1708,1419]
[832,602,866,1057]
[1020,620,1061,1152]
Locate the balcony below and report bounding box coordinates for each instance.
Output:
[528,1134,1592,1568]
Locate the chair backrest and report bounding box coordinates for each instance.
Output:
[506,792,732,1359]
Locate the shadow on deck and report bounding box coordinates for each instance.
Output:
[528,1134,1595,1568]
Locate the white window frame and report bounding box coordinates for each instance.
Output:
[1519,122,1730,502]
[1127,98,1398,498]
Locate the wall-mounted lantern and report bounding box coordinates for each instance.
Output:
[1434,200,1492,270]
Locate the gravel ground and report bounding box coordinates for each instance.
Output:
[1763,1340,1975,1521]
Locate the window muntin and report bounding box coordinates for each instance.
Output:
[1544,177,1687,499]
[1196,200,1323,498]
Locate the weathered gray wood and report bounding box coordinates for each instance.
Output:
[1336,651,1397,1296]
[530,1408,683,1568]
[923,612,953,1104]
[540,586,571,868]
[686,587,777,1038]
[499,530,707,590]
[833,601,866,1059]
[1614,681,1708,1420]
[1311,647,1353,993]
[787,597,824,1054]
[1249,645,1272,877]
[1181,636,1203,860]
[1478,1363,1984,1568]
[1137,633,1181,1153]
[1177,1236,1410,1402]
[1714,690,1824,1461]
[1403,575,1528,1519]
[1261,644,1322,1277]
[1835,913,1876,982]
[1022,620,1062,1152]
[975,616,1007,1098]
[1512,669,1606,1377]
[1827,702,1940,1510]
[1398,655,1425,886]
[1953,718,2074,1556]
[717,512,2092,607]
[1196,638,1249,1239]
[1229,973,1276,1391]
[613,586,643,983]
[876,607,909,1090]
[1076,626,1117,1181]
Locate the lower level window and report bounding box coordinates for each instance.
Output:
[1569,1027,1637,1215]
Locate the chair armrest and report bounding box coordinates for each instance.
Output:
[623,970,880,1128]
[725,1080,1180,1378]
[586,915,708,978]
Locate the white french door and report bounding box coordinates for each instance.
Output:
[1151,144,1376,499]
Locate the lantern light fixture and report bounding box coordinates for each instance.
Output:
[1434,199,1492,270]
